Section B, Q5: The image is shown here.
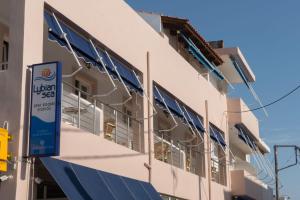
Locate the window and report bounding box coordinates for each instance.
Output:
[36,184,66,199]
[210,139,227,185]
[1,41,8,70]
[74,78,91,100]
[122,106,132,127]
[211,140,220,176]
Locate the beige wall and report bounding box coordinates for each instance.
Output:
[231,170,273,200]
[227,98,260,140]
[0,0,272,199]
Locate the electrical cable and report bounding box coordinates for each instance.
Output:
[227,83,300,113]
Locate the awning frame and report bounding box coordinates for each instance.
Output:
[46,11,143,106]
[175,101,198,143]
[181,105,205,144]
[132,70,158,120]
[231,57,268,117]
[179,32,234,89]
[52,12,83,78]
[104,50,132,106]
[209,125,227,161]
[154,85,178,132]
[89,39,117,98]
[237,127,274,182]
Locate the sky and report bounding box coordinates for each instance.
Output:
[126,0,300,199]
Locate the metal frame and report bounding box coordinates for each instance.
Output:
[52,13,83,78]
[154,86,178,132]
[104,51,132,106]
[231,57,268,117]
[51,13,135,107]
[89,39,117,97]
[238,127,274,182]
[132,70,158,120]
[247,136,275,183]
[175,101,197,143]
[182,33,234,90]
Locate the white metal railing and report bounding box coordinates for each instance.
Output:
[211,157,227,185]
[61,82,143,152]
[154,133,205,176]
[154,134,184,169]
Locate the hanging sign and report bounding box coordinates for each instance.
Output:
[29,62,61,156]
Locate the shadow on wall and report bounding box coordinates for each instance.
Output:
[223,190,232,200]
[60,152,145,160]
[244,176,273,200]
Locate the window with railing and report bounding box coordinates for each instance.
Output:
[154,131,205,177]
[210,139,227,185]
[61,82,144,152]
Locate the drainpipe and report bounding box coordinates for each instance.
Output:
[147,51,152,183]
[205,100,212,200]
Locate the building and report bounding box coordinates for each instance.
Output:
[0,0,274,199]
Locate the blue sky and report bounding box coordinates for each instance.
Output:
[126,0,300,199]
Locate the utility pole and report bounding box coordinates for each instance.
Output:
[274,145,300,200]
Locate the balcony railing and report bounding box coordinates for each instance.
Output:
[211,157,227,185]
[154,133,205,177]
[231,157,257,176]
[61,82,143,152]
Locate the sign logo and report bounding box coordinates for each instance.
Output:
[34,68,56,81]
[29,62,62,157]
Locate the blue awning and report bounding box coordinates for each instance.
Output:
[40,157,162,200]
[153,86,205,134]
[44,12,143,93]
[181,105,205,133]
[209,124,226,147]
[100,51,143,93]
[231,58,251,89]
[179,33,224,80]
[235,124,256,149]
[153,86,183,118]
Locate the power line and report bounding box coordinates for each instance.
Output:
[228,83,300,113]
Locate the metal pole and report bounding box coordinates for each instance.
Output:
[274,145,279,200]
[147,51,153,183]
[171,139,174,166]
[77,91,81,128]
[205,100,212,200]
[93,99,96,134]
[115,111,118,143]
[127,116,130,148]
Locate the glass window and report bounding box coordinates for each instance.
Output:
[74,79,91,100]
[122,106,132,127]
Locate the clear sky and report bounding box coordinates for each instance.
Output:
[126,0,300,199]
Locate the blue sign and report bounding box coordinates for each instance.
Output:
[29,61,62,157]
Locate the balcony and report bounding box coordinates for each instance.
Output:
[61,82,143,152]
[231,157,257,176]
[211,157,227,185]
[227,98,259,139]
[231,169,273,200]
